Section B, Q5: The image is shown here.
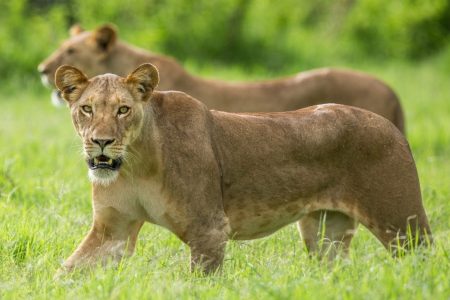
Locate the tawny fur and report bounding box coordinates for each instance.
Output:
[54,64,431,274]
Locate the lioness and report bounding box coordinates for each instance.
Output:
[54,63,431,274]
[39,24,404,134]
[39,25,407,247]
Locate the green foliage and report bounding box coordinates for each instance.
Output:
[1,0,449,80]
[345,0,450,59]
[0,0,67,77]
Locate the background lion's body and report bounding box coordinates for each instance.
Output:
[39,27,405,132]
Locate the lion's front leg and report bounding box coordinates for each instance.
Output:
[57,208,143,275]
[187,228,229,275]
[180,214,230,275]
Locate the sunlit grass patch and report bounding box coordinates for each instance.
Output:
[0,62,449,299]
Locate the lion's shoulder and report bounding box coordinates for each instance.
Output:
[150,91,209,113]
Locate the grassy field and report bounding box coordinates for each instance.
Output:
[0,61,449,299]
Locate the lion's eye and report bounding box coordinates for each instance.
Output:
[67,47,76,55]
[118,106,130,115]
[81,105,92,113]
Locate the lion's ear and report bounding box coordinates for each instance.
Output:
[55,65,89,103]
[69,24,84,36]
[125,63,159,101]
[93,24,117,51]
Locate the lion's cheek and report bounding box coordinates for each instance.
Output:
[123,118,143,143]
[72,114,87,138]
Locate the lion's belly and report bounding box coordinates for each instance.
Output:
[224,198,313,240]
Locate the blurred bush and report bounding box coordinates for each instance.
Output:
[345,0,450,59]
[0,0,67,78]
[0,0,449,80]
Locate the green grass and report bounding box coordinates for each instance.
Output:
[0,61,449,299]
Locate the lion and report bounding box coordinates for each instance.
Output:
[39,25,404,134]
[39,25,407,247]
[54,63,431,274]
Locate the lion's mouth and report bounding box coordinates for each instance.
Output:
[87,155,123,170]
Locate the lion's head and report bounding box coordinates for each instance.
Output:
[55,63,159,185]
[39,24,119,105]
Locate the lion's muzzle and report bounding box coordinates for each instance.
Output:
[87,155,123,171]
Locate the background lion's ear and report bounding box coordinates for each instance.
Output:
[93,24,117,51]
[125,63,159,101]
[69,24,84,36]
[55,65,89,103]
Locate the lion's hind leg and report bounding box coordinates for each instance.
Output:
[298,210,357,260]
[361,213,433,257]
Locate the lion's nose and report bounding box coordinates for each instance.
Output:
[92,138,115,150]
[38,64,49,75]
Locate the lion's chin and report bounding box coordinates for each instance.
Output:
[40,75,51,88]
[51,90,66,107]
[88,169,119,186]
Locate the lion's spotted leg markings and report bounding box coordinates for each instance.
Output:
[60,208,143,273]
[299,210,357,259]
